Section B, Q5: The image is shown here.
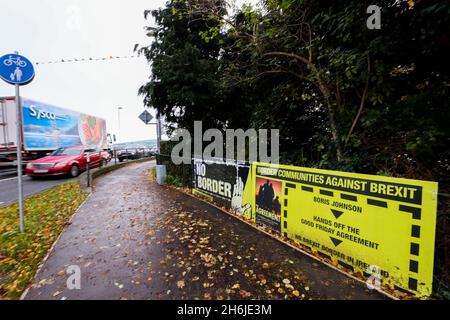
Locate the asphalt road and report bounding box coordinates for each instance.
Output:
[0,158,129,206]
[0,174,76,206]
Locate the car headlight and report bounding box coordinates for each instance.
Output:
[26,163,33,168]
[54,162,68,168]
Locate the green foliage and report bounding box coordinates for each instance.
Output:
[138,0,252,134]
[166,174,185,188]
[139,0,449,180]
[139,1,449,298]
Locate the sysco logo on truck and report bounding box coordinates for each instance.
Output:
[29,104,63,120]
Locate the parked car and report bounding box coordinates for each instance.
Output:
[138,148,152,158]
[25,145,108,178]
[117,149,139,162]
[149,147,158,156]
[116,147,155,162]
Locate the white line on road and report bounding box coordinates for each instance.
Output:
[0,176,18,182]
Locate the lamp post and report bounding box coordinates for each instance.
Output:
[156,113,161,154]
[117,106,123,142]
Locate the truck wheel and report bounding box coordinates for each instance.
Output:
[69,164,80,177]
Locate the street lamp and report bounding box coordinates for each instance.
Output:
[117,106,123,142]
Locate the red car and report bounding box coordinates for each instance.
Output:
[25,145,108,178]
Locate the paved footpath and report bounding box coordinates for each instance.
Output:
[24,161,385,300]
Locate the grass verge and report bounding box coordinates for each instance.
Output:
[0,181,89,300]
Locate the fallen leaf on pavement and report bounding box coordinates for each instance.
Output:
[177,280,185,289]
[52,291,62,297]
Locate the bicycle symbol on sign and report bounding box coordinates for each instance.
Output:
[3,56,27,68]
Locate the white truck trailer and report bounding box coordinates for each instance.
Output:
[0,97,109,168]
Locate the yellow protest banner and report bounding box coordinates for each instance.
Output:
[251,162,438,297]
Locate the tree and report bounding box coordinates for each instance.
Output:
[139,0,449,178]
[138,0,253,135]
[138,0,449,297]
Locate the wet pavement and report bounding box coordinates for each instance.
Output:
[24,161,385,300]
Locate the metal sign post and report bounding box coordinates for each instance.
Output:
[138,110,160,153]
[0,51,35,233]
[15,82,24,232]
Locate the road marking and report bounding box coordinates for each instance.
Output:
[0,176,18,182]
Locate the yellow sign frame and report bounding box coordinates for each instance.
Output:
[248,162,438,297]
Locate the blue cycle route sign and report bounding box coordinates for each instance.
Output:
[0,53,35,85]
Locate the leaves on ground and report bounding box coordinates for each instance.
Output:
[0,182,88,299]
[146,202,320,300]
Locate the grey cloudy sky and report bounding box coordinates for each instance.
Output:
[0,0,256,143]
[0,0,169,143]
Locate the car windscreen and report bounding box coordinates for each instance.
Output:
[51,147,82,156]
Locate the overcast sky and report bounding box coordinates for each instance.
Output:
[0,0,256,143]
[0,0,168,143]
